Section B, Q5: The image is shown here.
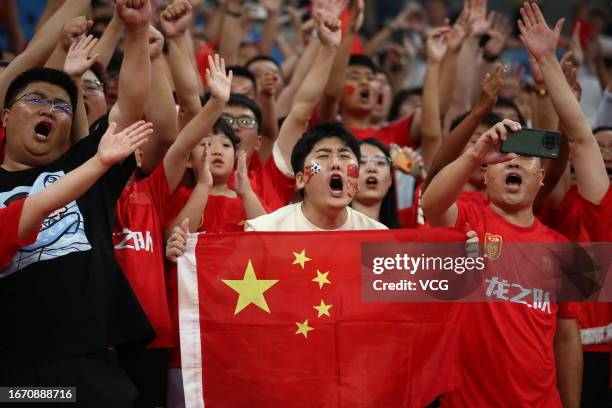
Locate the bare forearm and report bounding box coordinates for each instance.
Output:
[44,43,67,70]
[240,191,266,219]
[219,15,243,65]
[34,0,65,33]
[420,61,442,171]
[319,31,354,121]
[296,45,337,117]
[258,95,279,163]
[4,0,26,54]
[259,11,279,56]
[91,15,125,69]
[20,154,108,241]
[554,319,582,408]
[70,80,89,144]
[450,37,481,113]
[363,27,393,55]
[438,49,459,116]
[168,33,202,129]
[167,184,209,235]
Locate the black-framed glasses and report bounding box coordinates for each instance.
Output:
[82,79,104,95]
[221,115,257,129]
[10,92,73,116]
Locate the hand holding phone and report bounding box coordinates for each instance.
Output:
[500,127,561,159]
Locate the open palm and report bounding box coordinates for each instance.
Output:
[206,54,232,102]
[97,121,153,166]
[518,2,564,60]
[64,35,99,77]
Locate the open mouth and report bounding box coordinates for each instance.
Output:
[365,176,378,188]
[377,93,384,106]
[359,88,370,102]
[329,174,344,197]
[34,121,52,141]
[505,173,522,191]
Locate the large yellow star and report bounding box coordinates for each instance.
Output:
[313,300,332,318]
[292,249,311,269]
[222,260,279,315]
[312,270,331,289]
[295,319,314,338]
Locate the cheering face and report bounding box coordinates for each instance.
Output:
[355,143,392,205]
[341,66,377,116]
[221,105,261,163]
[493,106,521,124]
[248,60,284,94]
[2,82,73,168]
[484,156,544,210]
[595,129,612,180]
[189,133,235,181]
[82,70,107,126]
[296,137,360,211]
[372,73,393,122]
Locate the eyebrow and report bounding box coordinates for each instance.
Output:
[31,90,69,104]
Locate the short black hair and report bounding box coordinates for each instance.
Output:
[450,111,503,132]
[357,138,401,229]
[211,117,240,148]
[291,123,361,175]
[227,65,257,91]
[495,97,526,126]
[227,93,262,131]
[348,54,378,74]
[245,55,283,76]
[593,126,612,134]
[388,87,423,122]
[4,67,78,111]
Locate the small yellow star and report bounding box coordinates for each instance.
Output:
[295,319,314,338]
[292,249,311,269]
[222,260,279,315]
[313,300,332,318]
[312,270,331,289]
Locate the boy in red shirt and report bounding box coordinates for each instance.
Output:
[423,113,582,407]
[1,120,150,269]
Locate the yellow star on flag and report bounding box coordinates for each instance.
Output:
[222,260,279,315]
[295,319,314,338]
[292,249,311,269]
[313,300,332,318]
[312,270,331,289]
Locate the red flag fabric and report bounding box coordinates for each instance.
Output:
[178,228,467,408]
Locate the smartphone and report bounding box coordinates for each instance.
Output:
[500,128,561,159]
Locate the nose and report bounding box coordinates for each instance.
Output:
[505,159,520,168]
[331,154,340,170]
[365,161,377,172]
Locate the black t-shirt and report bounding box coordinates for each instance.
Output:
[0,115,154,369]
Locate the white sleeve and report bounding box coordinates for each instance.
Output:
[272,142,294,177]
[593,89,612,129]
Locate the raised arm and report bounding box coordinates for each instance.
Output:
[0,0,91,105]
[419,27,449,171]
[108,0,152,132]
[518,2,608,204]
[163,55,232,193]
[424,65,503,190]
[161,0,202,130]
[234,151,266,218]
[259,0,281,56]
[3,0,26,55]
[45,16,93,70]
[218,0,246,66]
[139,26,179,175]
[257,71,280,163]
[278,11,341,170]
[20,121,152,241]
[423,119,520,226]
[91,11,125,70]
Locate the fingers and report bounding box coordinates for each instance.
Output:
[180,218,190,234]
[501,118,521,132]
[553,18,565,37]
[121,120,147,135]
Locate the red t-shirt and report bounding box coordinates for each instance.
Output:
[0,127,5,164]
[113,165,174,349]
[537,186,591,242]
[232,152,295,212]
[350,115,416,148]
[0,199,38,270]
[444,200,578,408]
[165,186,249,368]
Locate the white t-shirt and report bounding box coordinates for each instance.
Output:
[245,202,388,232]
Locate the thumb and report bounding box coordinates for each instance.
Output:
[554,18,565,37]
[107,121,118,135]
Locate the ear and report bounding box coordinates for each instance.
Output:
[254,134,262,151]
[295,171,306,190]
[2,109,10,128]
[482,166,488,184]
[538,167,545,186]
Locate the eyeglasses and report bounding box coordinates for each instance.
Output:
[360,155,391,168]
[221,115,257,129]
[82,79,104,95]
[10,92,73,116]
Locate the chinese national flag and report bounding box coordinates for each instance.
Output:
[178,228,467,408]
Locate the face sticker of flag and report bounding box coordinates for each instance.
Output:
[304,161,322,183]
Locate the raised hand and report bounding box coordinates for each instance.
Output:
[205,54,232,102]
[234,150,255,198]
[447,19,468,53]
[485,11,511,57]
[312,0,349,18]
[476,64,504,113]
[97,120,153,167]
[468,0,490,37]
[349,0,365,34]
[261,0,282,14]
[166,218,189,262]
[316,11,342,49]
[194,144,213,187]
[115,0,152,31]
[259,71,278,98]
[518,2,564,60]
[426,26,450,63]
[528,53,545,85]
[561,52,582,101]
[148,25,164,60]
[471,119,521,165]
[160,0,193,38]
[568,22,584,66]
[60,16,93,51]
[390,7,426,34]
[64,35,100,78]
